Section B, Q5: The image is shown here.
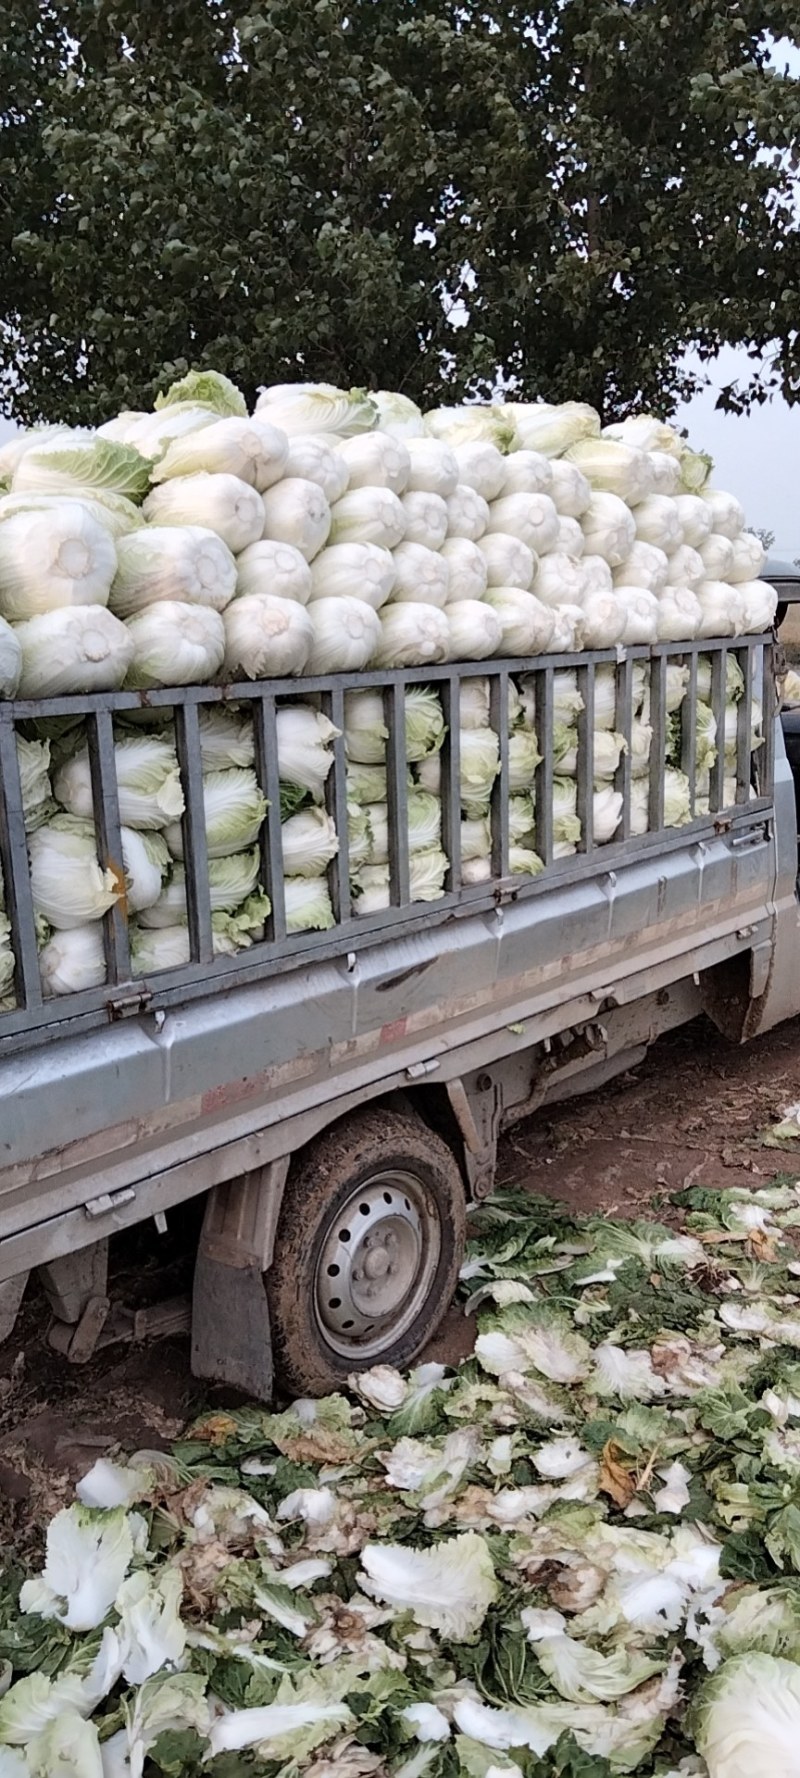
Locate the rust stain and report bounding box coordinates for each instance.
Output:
[201,1071,271,1116]
[107,858,127,908]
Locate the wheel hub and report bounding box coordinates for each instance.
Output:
[315,1168,440,1358]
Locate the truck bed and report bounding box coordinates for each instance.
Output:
[0,634,788,1288]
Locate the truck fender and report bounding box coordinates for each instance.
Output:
[191,1157,290,1401]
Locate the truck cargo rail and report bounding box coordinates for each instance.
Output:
[0,635,775,1054]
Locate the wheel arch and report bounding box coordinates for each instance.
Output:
[191,1090,470,1401]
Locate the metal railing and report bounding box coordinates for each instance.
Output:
[0,636,776,1053]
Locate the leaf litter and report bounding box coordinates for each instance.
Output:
[5,1182,800,1771]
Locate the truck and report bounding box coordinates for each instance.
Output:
[0,600,796,1400]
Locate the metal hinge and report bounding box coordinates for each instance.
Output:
[493,882,519,907]
[107,988,153,1020]
[85,1187,136,1220]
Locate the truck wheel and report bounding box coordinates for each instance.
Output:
[266,1107,466,1397]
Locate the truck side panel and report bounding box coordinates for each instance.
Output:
[0,637,788,1309]
[0,796,780,1276]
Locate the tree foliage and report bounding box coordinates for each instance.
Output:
[2,0,799,426]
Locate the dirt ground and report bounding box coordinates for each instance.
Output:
[2,1011,800,1555]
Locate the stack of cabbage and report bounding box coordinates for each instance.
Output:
[0,374,773,1000]
[19,708,343,997]
[0,372,776,701]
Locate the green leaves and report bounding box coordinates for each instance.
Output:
[529,1737,614,1778]
[765,1505,800,1574]
[696,1384,756,1441]
[454,1599,553,1710]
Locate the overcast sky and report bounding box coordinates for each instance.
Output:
[673,36,800,564]
[675,347,800,562]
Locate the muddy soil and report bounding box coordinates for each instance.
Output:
[2,1012,799,1554]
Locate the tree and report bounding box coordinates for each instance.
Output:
[0,3,72,409]
[2,0,799,427]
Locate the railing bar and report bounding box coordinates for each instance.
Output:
[385,682,410,905]
[440,674,461,894]
[173,702,213,965]
[683,652,698,819]
[489,671,510,877]
[323,685,351,926]
[762,640,776,799]
[0,718,43,1008]
[576,661,594,852]
[648,652,666,832]
[534,667,554,867]
[615,654,633,840]
[735,646,751,805]
[87,708,131,986]
[709,647,726,814]
[252,695,286,943]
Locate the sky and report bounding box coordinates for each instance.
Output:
[675,348,800,564]
[673,35,800,565]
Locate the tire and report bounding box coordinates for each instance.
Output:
[266,1106,466,1396]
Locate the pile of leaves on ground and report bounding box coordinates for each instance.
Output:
[7,1184,800,1774]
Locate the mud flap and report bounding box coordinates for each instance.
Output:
[190,1158,290,1402]
[191,1249,274,1400]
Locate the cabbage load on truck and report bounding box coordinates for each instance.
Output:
[0,377,794,1400]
